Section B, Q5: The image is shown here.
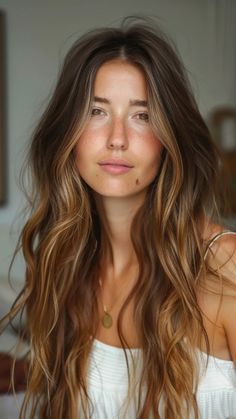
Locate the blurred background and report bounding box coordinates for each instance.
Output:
[0,0,235,415]
[0,0,236,285]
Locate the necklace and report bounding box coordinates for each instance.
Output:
[99,278,113,328]
[98,265,138,329]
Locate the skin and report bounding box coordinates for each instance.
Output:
[76,59,162,278]
[75,59,163,347]
[198,231,236,363]
[75,60,236,362]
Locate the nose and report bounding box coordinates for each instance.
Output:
[106,117,128,150]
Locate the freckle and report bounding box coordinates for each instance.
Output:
[135,178,140,185]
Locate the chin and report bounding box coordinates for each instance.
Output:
[96,191,132,198]
[94,187,147,200]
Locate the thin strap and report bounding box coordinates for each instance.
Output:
[204,230,236,259]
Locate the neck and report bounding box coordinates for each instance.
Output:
[94,193,144,278]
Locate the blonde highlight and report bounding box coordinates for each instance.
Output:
[2,16,228,418]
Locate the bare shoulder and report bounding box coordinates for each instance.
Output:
[205,227,236,283]
[204,226,236,362]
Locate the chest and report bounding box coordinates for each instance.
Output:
[95,296,140,348]
[95,284,231,360]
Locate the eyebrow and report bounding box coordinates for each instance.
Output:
[93,96,148,107]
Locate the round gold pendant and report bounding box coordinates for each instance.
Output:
[102,312,113,328]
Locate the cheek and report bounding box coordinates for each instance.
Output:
[75,132,94,162]
[142,135,163,164]
[74,140,89,174]
[134,141,162,187]
[154,141,163,164]
[145,140,163,175]
[74,143,82,165]
[150,135,163,158]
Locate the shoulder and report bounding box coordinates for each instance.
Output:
[203,224,236,362]
[205,227,236,278]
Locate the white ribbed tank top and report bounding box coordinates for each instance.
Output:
[82,338,236,418]
[80,231,236,418]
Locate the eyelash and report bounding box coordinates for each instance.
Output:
[91,108,105,116]
[90,108,149,122]
[136,112,149,122]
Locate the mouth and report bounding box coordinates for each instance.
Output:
[98,159,134,168]
[98,160,133,174]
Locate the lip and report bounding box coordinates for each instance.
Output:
[98,159,134,175]
[98,159,134,168]
[99,164,132,174]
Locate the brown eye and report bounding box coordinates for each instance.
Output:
[91,108,105,116]
[136,112,149,122]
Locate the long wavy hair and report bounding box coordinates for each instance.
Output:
[3,16,226,418]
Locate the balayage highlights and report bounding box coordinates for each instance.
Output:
[3,17,227,418]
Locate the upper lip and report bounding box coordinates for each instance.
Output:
[98,159,134,168]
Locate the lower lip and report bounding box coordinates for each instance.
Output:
[99,164,132,174]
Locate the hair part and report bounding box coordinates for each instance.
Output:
[2,16,226,419]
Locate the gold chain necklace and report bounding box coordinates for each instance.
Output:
[98,278,113,328]
[98,265,138,329]
[92,240,113,329]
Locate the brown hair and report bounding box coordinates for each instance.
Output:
[3,16,226,418]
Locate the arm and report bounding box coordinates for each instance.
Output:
[206,232,236,364]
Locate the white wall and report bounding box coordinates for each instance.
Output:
[0,0,235,281]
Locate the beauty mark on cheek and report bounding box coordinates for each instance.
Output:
[135,178,140,185]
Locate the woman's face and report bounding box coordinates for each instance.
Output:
[75,59,163,200]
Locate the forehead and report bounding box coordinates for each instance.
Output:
[93,59,147,98]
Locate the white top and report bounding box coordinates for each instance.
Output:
[79,231,236,418]
[81,338,236,419]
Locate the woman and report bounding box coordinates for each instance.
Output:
[6,17,236,419]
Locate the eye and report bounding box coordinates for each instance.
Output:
[91,107,106,117]
[135,112,149,122]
